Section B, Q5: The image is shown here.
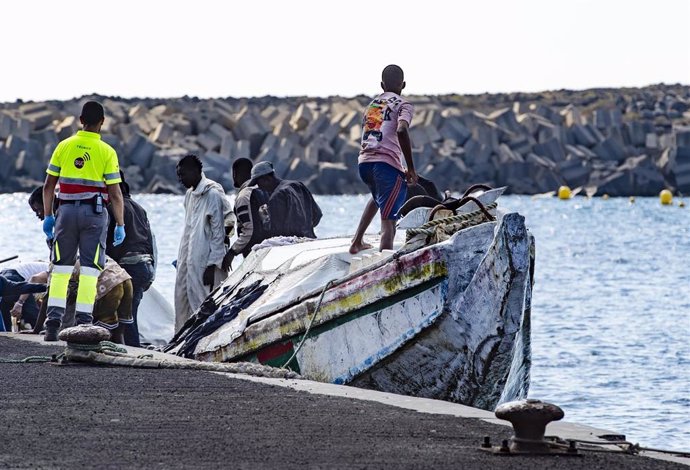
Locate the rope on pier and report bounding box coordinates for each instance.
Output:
[63,342,301,380]
[511,436,690,458]
[0,340,300,380]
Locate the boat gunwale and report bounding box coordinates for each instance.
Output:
[195,218,503,362]
[238,220,499,331]
[195,253,449,361]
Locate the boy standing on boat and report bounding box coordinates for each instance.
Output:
[349,65,417,254]
[41,101,126,341]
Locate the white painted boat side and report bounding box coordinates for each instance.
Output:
[295,282,447,384]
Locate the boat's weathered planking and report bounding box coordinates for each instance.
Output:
[349,213,532,410]
[196,248,448,363]
[187,211,533,410]
[296,282,447,383]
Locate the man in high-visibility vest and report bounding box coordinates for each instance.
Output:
[41,101,126,341]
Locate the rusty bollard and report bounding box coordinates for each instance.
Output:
[494,399,564,453]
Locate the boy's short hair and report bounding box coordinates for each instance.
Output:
[382,64,404,88]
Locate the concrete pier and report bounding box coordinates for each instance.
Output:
[0,335,687,469]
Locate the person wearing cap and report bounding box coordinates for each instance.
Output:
[249,161,322,239]
[174,154,233,331]
[221,158,270,271]
[41,101,126,342]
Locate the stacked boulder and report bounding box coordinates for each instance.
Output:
[0,84,688,196]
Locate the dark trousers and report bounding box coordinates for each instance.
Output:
[0,270,40,331]
[121,260,155,347]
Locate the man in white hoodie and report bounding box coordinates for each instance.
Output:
[174,154,233,331]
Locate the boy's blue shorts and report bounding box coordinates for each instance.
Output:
[359,162,407,220]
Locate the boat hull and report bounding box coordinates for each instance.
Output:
[350,213,532,409]
[194,213,532,410]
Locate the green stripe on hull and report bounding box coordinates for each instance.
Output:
[262,349,300,373]
[240,277,446,371]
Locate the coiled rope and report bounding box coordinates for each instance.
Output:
[66,341,128,354]
[1,340,300,380]
[0,355,56,363]
[406,202,498,241]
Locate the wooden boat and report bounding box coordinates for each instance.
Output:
[168,188,534,410]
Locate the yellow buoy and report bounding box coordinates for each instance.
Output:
[660,189,673,205]
[602,194,609,200]
[558,185,571,200]
[629,196,635,203]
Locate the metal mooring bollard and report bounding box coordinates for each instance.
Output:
[58,324,111,344]
[482,398,577,456]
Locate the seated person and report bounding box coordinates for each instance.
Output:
[91,257,134,344]
[0,261,48,331]
[30,258,134,344]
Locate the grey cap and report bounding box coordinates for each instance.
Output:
[248,161,274,185]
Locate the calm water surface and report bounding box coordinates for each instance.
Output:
[1,193,687,451]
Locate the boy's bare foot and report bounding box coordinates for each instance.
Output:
[349,240,373,254]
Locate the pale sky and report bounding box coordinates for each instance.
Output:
[1,0,688,102]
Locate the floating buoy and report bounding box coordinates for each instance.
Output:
[679,201,686,208]
[602,194,609,200]
[629,196,635,203]
[557,186,571,200]
[660,189,673,205]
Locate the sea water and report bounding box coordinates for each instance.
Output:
[1,192,687,451]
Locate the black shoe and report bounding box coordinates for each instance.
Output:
[44,326,59,342]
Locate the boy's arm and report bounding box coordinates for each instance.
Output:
[397,120,417,185]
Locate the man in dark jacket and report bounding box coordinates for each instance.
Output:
[222,158,270,271]
[249,162,322,239]
[106,172,155,347]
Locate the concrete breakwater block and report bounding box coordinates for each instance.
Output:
[0,85,687,195]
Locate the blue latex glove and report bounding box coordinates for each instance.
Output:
[113,225,126,246]
[43,215,55,240]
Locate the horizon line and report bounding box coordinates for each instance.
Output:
[2,82,688,105]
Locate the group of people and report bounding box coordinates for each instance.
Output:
[3,64,424,345]
[172,154,322,330]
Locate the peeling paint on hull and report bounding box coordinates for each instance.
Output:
[194,213,532,410]
[351,213,532,410]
